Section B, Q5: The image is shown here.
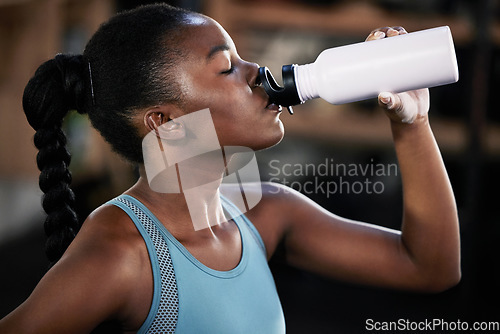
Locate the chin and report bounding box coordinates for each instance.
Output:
[220,120,284,151]
[253,122,285,151]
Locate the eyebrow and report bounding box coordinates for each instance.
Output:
[206,44,230,61]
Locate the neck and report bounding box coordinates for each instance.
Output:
[126,160,230,237]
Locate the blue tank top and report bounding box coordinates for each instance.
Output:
[108,194,286,334]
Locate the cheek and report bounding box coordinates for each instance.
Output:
[183,82,246,115]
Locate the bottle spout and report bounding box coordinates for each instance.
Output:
[258,65,301,115]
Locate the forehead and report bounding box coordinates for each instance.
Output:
[179,16,235,58]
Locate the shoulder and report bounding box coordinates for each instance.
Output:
[58,202,153,328]
[73,203,142,258]
[243,181,315,219]
[1,202,152,332]
[224,182,314,258]
[82,201,142,245]
[66,202,150,286]
[222,181,306,211]
[59,202,150,300]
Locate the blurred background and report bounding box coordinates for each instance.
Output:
[0,0,498,332]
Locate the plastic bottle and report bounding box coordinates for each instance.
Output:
[258,26,459,114]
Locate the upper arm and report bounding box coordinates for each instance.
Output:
[0,206,147,333]
[249,182,424,291]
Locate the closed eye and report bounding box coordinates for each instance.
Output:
[220,65,235,75]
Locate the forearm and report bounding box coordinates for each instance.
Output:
[392,116,460,290]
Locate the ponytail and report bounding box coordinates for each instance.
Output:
[23,54,89,265]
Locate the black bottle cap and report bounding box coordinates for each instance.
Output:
[258,65,301,115]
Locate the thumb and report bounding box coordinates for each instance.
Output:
[378,92,401,111]
[378,92,417,124]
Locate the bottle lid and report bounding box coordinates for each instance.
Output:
[258,65,301,115]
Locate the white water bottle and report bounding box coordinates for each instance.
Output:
[258,26,459,114]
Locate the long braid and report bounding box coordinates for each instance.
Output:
[23,54,87,265]
[35,127,78,264]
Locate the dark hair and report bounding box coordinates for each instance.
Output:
[22,4,195,265]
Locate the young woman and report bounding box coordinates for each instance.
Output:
[0,4,460,333]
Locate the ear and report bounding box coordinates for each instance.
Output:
[144,106,186,140]
[144,110,163,131]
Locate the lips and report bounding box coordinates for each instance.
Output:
[264,95,282,112]
[266,102,282,112]
[255,85,281,113]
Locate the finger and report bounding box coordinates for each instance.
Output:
[366,30,386,41]
[366,26,408,41]
[386,27,400,37]
[392,26,408,35]
[378,92,399,110]
[373,27,392,34]
[379,92,420,124]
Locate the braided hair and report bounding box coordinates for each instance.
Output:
[22,4,194,265]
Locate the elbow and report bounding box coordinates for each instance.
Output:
[417,268,462,294]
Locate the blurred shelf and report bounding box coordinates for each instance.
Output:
[205,0,476,44]
[0,0,31,6]
[0,0,115,178]
[282,101,500,157]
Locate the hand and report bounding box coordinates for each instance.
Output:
[366,27,430,124]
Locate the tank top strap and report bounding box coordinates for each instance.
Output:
[220,195,267,255]
[107,194,179,334]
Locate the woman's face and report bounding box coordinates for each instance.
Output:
[172,15,284,151]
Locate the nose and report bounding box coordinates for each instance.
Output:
[245,61,260,88]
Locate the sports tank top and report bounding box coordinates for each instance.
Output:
[108,194,286,334]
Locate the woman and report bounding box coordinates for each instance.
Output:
[0,4,460,333]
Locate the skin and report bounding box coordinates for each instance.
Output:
[0,18,460,334]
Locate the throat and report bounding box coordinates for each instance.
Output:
[181,220,242,271]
